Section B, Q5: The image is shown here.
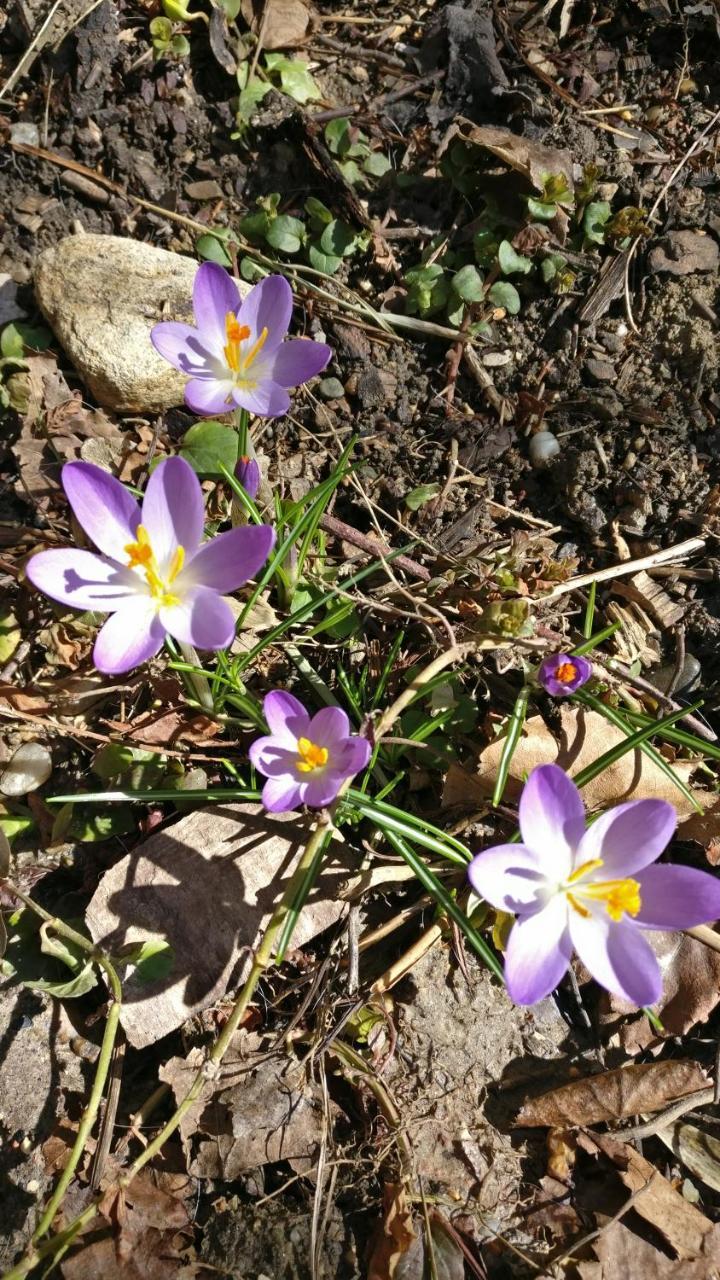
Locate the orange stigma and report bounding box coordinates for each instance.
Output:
[224,312,251,374]
[556,661,578,684]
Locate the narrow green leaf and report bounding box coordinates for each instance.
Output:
[492,687,531,807]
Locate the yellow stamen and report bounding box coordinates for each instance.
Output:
[125,526,185,609]
[567,858,604,884]
[224,312,251,374]
[124,524,153,569]
[168,544,185,583]
[556,660,578,684]
[564,857,641,922]
[242,325,269,371]
[296,737,329,774]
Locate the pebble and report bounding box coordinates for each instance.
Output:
[184,179,224,201]
[318,377,345,400]
[0,742,53,797]
[529,431,560,468]
[35,234,248,412]
[648,230,719,276]
[10,122,39,147]
[585,357,616,384]
[482,350,513,368]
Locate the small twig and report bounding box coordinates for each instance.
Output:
[0,0,64,102]
[90,1032,126,1192]
[543,536,705,599]
[318,513,430,581]
[614,1086,715,1142]
[687,924,720,955]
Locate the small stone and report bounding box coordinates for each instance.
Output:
[529,431,560,469]
[0,275,27,325]
[482,350,513,367]
[356,366,394,409]
[34,234,249,412]
[10,122,39,147]
[0,742,53,797]
[318,377,345,400]
[585,357,616,384]
[184,179,224,201]
[648,230,719,276]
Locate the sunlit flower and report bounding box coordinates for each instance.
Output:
[151,263,331,417]
[235,455,261,500]
[250,691,371,812]
[468,763,720,1007]
[26,458,275,675]
[538,652,592,696]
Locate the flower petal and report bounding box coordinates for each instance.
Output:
[62,461,141,561]
[160,586,235,651]
[185,377,236,416]
[333,736,371,778]
[263,690,310,743]
[575,799,676,876]
[303,771,345,808]
[308,705,350,748]
[468,843,553,913]
[262,775,303,813]
[504,895,573,1004]
[182,524,275,594]
[150,322,214,375]
[25,549,141,610]
[270,339,331,387]
[249,738,301,777]
[140,457,205,567]
[93,600,166,674]
[232,380,291,418]
[634,865,720,930]
[568,910,662,1006]
[237,275,293,351]
[193,262,241,353]
[518,764,584,876]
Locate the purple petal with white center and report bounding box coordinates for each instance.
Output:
[634,865,720,930]
[504,895,573,1005]
[237,275,293,352]
[185,377,236,416]
[308,705,350,748]
[232,379,291,418]
[193,262,241,353]
[262,775,303,813]
[25,549,141,611]
[160,586,235,651]
[263,690,310,743]
[303,772,345,808]
[568,910,662,1006]
[518,764,584,877]
[249,738,302,777]
[270,339,332,387]
[92,599,166,674]
[140,457,205,567]
[468,843,553,914]
[333,736,371,777]
[182,524,275,594]
[62,461,141,561]
[575,799,676,876]
[150,322,214,376]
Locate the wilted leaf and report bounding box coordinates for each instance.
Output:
[367,1184,418,1280]
[578,1218,720,1280]
[440,120,574,197]
[0,608,21,665]
[85,803,356,1047]
[517,1061,709,1128]
[660,1123,720,1195]
[0,826,10,879]
[240,0,312,49]
[61,1170,195,1280]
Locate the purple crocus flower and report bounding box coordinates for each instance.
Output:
[250,691,371,812]
[235,455,261,501]
[25,458,275,675]
[151,263,331,418]
[538,652,592,696]
[468,763,720,1007]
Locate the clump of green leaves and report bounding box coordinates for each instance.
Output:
[324,117,392,186]
[196,195,369,278]
[149,16,190,59]
[0,320,52,410]
[234,53,321,135]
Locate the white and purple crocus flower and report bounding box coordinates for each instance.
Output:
[25,457,275,675]
[151,263,331,418]
[250,691,371,812]
[469,763,720,1007]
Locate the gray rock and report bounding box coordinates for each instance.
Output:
[585,357,616,384]
[648,230,719,276]
[318,376,345,400]
[34,233,248,413]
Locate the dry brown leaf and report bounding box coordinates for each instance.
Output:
[578,1218,720,1280]
[240,0,312,48]
[517,1061,709,1128]
[367,1184,419,1280]
[443,705,698,815]
[604,933,720,1051]
[161,1035,331,1179]
[658,1123,720,1195]
[439,119,574,195]
[103,708,221,746]
[85,804,355,1047]
[578,1130,719,1260]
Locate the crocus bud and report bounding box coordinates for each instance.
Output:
[235,455,260,501]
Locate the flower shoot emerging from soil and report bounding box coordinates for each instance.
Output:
[468,763,720,1007]
[538,652,592,696]
[151,263,332,417]
[26,458,275,675]
[235,455,261,500]
[250,691,372,812]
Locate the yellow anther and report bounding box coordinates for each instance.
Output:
[125,525,184,608]
[567,858,604,884]
[296,737,329,774]
[564,857,641,922]
[168,544,185,584]
[224,312,251,373]
[556,660,578,684]
[242,325,269,371]
[125,524,153,569]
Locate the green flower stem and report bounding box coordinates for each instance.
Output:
[235,406,249,456]
[177,641,214,712]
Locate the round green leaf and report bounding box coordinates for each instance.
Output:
[497,240,533,275]
[307,243,343,275]
[196,233,232,266]
[451,264,484,303]
[180,421,240,477]
[488,281,521,315]
[266,214,305,254]
[319,219,357,257]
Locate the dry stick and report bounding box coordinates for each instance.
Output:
[318,513,431,581]
[542,536,705,600]
[687,924,720,955]
[6,643,470,1277]
[614,1086,716,1143]
[0,0,65,101]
